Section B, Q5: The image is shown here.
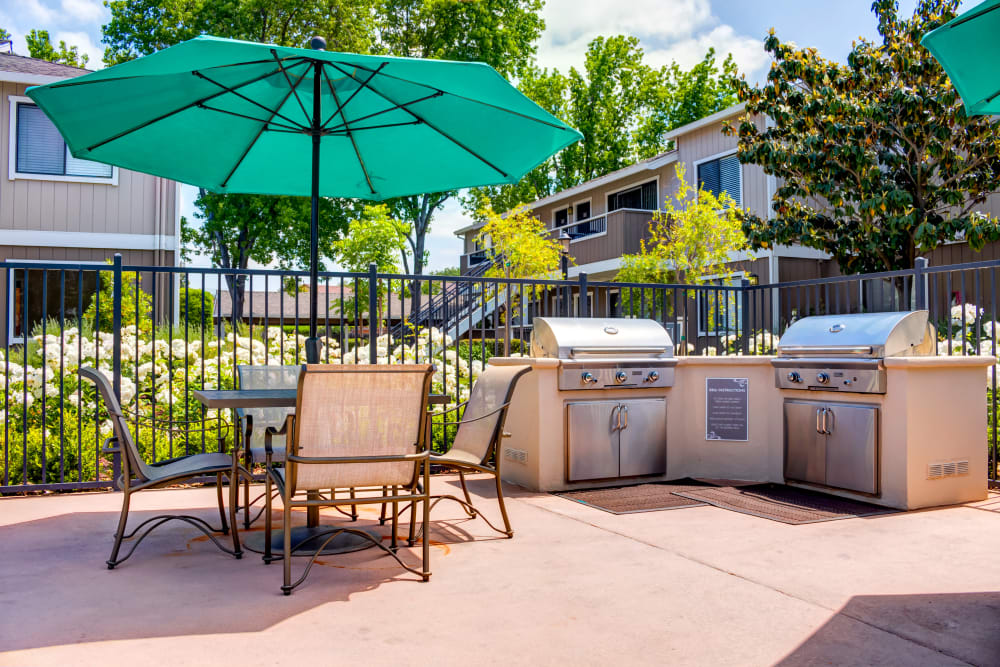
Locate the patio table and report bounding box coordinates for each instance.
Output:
[193,388,449,556]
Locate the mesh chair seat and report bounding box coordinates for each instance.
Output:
[248,446,285,464]
[146,452,235,483]
[430,449,482,468]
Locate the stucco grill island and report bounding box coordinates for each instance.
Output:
[490,312,991,510]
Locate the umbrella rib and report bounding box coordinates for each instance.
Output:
[196,103,304,132]
[339,61,575,132]
[84,64,300,152]
[329,120,422,134]
[193,69,310,130]
[322,65,376,196]
[319,63,386,130]
[271,49,312,125]
[327,61,510,179]
[323,90,442,133]
[220,67,311,188]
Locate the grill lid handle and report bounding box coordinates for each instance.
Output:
[777,345,874,357]
[570,346,668,357]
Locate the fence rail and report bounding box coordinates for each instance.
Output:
[2,255,997,493]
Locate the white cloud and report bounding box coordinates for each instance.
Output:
[54,30,103,68]
[60,0,105,23]
[19,0,56,24]
[535,0,768,80]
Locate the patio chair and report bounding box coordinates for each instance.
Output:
[427,364,532,538]
[262,364,434,595]
[80,366,250,568]
[237,364,361,528]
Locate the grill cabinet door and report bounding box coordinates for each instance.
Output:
[566,401,620,481]
[618,398,667,477]
[824,403,879,495]
[784,400,826,486]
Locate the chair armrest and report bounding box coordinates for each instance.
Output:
[438,401,511,428]
[287,449,428,465]
[102,436,120,455]
[264,414,294,459]
[428,399,469,420]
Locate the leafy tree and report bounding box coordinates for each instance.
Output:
[464,43,738,216]
[84,262,153,333]
[726,0,1000,274]
[332,204,411,330]
[421,266,460,295]
[179,287,214,329]
[181,190,350,325]
[476,204,561,282]
[25,30,89,67]
[616,164,747,320]
[0,28,11,43]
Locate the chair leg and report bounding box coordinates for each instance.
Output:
[349,487,358,521]
[281,500,293,596]
[264,470,274,564]
[227,469,242,559]
[422,486,431,582]
[390,486,399,552]
[243,450,252,530]
[494,472,514,538]
[457,470,477,517]
[379,487,388,525]
[107,488,131,569]
[216,473,230,535]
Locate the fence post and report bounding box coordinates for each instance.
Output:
[740,278,750,355]
[111,253,123,489]
[914,257,928,311]
[579,272,590,317]
[368,263,378,363]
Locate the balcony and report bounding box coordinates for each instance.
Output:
[548,208,657,268]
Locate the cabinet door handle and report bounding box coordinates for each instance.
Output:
[823,407,834,435]
[611,405,621,431]
[816,408,824,434]
[621,404,629,430]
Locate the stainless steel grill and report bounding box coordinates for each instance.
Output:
[530,317,677,390]
[772,311,935,394]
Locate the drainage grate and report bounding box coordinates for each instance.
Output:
[673,484,896,525]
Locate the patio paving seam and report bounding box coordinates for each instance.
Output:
[526,499,980,666]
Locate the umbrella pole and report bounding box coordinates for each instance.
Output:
[305,58,322,364]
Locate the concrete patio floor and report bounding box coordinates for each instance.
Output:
[1,476,998,666]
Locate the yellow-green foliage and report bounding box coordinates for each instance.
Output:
[617,163,748,285]
[476,204,562,281]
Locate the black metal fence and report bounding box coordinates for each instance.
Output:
[1,255,997,493]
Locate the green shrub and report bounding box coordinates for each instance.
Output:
[179,288,214,329]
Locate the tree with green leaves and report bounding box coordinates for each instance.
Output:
[476,204,562,282]
[25,30,89,67]
[181,190,351,325]
[464,42,738,216]
[0,28,11,43]
[727,0,1000,274]
[332,204,411,331]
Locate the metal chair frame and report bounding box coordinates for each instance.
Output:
[80,367,252,568]
[261,365,435,595]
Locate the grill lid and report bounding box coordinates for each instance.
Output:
[530,317,674,360]
[776,311,935,359]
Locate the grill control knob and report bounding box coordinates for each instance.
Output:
[646,370,660,383]
[615,371,628,384]
[786,371,801,383]
[581,372,596,385]
[816,372,830,384]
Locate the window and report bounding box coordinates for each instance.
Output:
[607,180,657,212]
[575,201,591,221]
[697,274,743,336]
[554,207,568,227]
[696,153,741,207]
[9,98,115,183]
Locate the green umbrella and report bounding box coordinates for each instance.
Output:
[27,35,581,361]
[922,0,1000,116]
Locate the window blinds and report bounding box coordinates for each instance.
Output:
[697,154,741,207]
[15,103,112,178]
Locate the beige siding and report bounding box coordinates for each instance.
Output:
[1,81,177,240]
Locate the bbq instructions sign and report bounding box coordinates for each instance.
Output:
[705,378,749,442]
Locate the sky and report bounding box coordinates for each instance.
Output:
[2,0,928,273]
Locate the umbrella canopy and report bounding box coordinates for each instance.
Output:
[922,0,1000,116]
[26,35,581,198]
[26,35,581,361]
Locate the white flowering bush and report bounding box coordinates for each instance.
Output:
[719,330,780,356]
[2,324,482,486]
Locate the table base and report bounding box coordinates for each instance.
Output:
[242,525,381,556]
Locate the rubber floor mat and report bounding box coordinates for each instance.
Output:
[557,483,708,514]
[673,483,896,525]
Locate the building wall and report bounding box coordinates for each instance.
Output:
[1,81,178,254]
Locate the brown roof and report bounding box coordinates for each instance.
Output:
[214,289,413,320]
[0,52,91,79]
